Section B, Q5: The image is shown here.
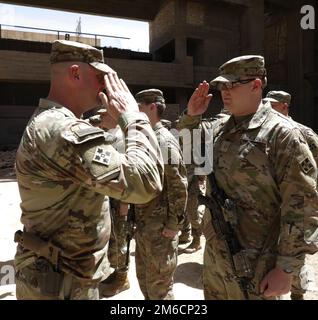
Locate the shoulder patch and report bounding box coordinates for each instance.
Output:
[92,147,112,166]
[74,126,102,138]
[299,157,314,174]
[81,143,120,181]
[61,122,116,145]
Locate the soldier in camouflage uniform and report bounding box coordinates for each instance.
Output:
[134,89,188,300]
[100,199,131,296]
[14,40,164,300]
[179,164,206,253]
[264,90,318,300]
[99,127,131,297]
[178,55,318,299]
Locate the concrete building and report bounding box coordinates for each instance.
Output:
[0,0,317,147]
[0,29,101,46]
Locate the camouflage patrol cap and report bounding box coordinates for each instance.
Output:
[263,91,291,104]
[210,55,266,87]
[50,40,114,73]
[135,89,165,104]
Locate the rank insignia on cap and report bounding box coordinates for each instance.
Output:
[300,157,314,174]
[93,147,112,166]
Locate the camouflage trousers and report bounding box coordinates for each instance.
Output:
[290,257,306,298]
[16,263,99,300]
[135,218,178,300]
[181,179,205,237]
[181,203,205,236]
[202,213,276,300]
[108,212,129,273]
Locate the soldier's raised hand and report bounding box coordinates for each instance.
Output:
[99,73,139,122]
[187,81,213,116]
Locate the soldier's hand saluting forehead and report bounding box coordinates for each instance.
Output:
[187,80,213,116]
[99,72,139,122]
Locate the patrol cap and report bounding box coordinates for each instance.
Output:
[50,40,114,74]
[263,91,291,104]
[210,55,266,87]
[135,89,165,104]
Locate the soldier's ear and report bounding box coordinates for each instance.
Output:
[252,78,262,91]
[283,103,289,112]
[70,64,80,80]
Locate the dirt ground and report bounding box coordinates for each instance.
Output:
[0,150,317,300]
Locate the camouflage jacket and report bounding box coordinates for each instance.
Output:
[135,121,188,231]
[15,99,163,280]
[291,118,318,174]
[178,102,318,273]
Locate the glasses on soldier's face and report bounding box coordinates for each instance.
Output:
[216,78,256,91]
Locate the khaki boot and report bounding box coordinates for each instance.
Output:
[178,232,192,245]
[290,293,304,300]
[99,271,130,297]
[101,270,117,284]
[183,232,202,253]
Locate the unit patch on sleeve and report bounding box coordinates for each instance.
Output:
[93,147,112,166]
[300,157,314,174]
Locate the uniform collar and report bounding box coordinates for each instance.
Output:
[224,101,271,133]
[246,101,271,129]
[38,98,77,118]
[153,121,164,131]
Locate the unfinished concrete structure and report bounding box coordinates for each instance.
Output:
[0,0,317,147]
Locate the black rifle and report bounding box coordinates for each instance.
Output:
[198,173,252,300]
[125,204,135,267]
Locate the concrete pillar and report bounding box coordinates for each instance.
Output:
[240,0,264,55]
[174,0,187,63]
[175,88,189,112]
[286,9,305,125]
[302,25,316,131]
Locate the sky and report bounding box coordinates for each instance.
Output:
[0,2,149,52]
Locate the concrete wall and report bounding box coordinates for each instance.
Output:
[0,0,316,147]
[0,50,193,87]
[1,30,100,46]
[0,105,37,147]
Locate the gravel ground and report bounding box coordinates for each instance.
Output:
[0,149,17,181]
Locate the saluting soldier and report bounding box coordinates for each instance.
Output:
[14,40,163,300]
[178,55,318,299]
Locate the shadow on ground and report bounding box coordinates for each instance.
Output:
[174,262,203,290]
[0,292,14,299]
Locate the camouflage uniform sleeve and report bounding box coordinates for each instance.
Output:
[177,111,229,131]
[47,112,164,204]
[177,114,202,130]
[163,141,188,231]
[273,128,318,273]
[303,128,318,170]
